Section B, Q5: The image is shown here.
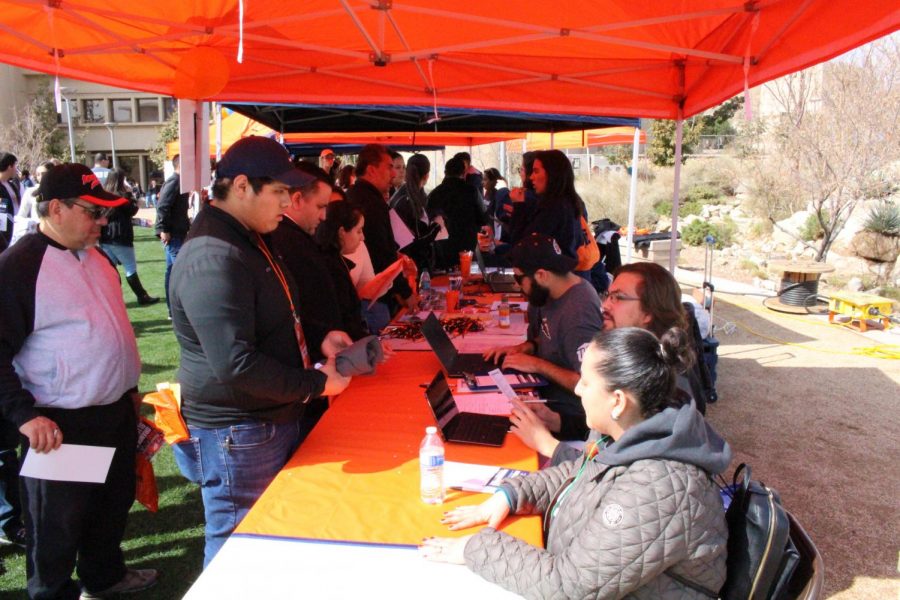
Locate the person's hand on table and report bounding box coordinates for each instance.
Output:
[321,330,353,358]
[501,352,541,374]
[379,339,396,359]
[419,535,472,564]
[482,341,530,364]
[318,357,351,396]
[19,416,63,453]
[440,491,511,530]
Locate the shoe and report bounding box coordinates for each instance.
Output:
[80,568,159,599]
[0,527,26,549]
[125,274,160,306]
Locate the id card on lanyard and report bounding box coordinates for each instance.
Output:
[256,233,311,368]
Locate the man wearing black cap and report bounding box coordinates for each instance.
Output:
[483,233,603,442]
[168,136,352,568]
[0,163,158,598]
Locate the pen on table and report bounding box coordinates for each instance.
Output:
[519,398,547,404]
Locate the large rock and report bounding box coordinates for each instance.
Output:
[773,210,810,246]
[850,230,900,263]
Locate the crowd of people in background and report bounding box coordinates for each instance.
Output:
[0,140,724,599]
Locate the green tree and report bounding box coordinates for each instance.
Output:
[647,118,702,166]
[149,113,179,168]
[698,96,744,136]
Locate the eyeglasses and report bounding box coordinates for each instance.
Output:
[70,201,113,221]
[599,290,641,304]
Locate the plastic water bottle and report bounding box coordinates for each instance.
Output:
[498,294,511,328]
[419,269,431,293]
[419,426,445,504]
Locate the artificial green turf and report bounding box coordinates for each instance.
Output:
[0,227,205,599]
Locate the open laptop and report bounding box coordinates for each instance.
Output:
[424,371,509,446]
[421,312,509,377]
[474,246,521,293]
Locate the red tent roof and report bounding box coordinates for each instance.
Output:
[0,2,896,119]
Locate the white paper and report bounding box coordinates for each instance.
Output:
[444,461,530,492]
[21,443,115,483]
[454,392,513,416]
[489,369,519,400]
[389,208,415,249]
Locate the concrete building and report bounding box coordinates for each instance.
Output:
[0,65,174,189]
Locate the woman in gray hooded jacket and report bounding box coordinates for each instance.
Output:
[421,327,732,599]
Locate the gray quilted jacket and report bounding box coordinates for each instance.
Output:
[464,402,732,599]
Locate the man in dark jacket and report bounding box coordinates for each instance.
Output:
[347,144,416,313]
[0,152,21,253]
[427,157,488,269]
[154,154,191,317]
[168,137,351,568]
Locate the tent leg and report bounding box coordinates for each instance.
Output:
[669,114,683,273]
[625,127,641,264]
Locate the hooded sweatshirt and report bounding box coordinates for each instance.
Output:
[464,401,732,600]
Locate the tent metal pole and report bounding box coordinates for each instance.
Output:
[625,127,641,264]
[499,141,507,180]
[214,103,223,162]
[669,111,684,273]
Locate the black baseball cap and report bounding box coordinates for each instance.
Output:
[38,163,127,207]
[508,233,578,274]
[216,136,314,188]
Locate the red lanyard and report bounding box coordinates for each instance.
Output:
[255,233,310,368]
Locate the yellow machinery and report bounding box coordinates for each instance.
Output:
[828,291,894,332]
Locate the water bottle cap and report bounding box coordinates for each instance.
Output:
[425,426,437,434]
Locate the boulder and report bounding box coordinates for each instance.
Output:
[773,210,810,246]
[850,230,900,263]
[847,277,864,292]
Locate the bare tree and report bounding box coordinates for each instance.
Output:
[750,37,900,260]
[0,83,69,172]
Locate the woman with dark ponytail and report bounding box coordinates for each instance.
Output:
[389,154,440,270]
[423,326,731,600]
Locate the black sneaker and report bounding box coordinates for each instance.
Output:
[80,568,159,599]
[0,527,26,549]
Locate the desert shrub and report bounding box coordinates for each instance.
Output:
[682,219,733,249]
[684,184,721,204]
[863,200,900,236]
[747,219,774,239]
[682,156,740,196]
[800,211,828,241]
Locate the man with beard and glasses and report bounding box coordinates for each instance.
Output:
[483,233,602,442]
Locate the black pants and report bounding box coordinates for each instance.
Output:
[21,396,137,600]
[0,419,22,538]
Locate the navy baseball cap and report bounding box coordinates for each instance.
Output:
[38,163,127,207]
[216,136,314,188]
[508,233,578,274]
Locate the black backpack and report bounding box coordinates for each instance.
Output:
[720,464,801,600]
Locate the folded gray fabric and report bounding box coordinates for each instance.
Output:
[335,335,384,376]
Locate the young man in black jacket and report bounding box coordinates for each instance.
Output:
[168,137,351,568]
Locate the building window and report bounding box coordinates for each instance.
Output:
[82,99,105,123]
[163,97,177,121]
[111,99,132,123]
[137,98,160,122]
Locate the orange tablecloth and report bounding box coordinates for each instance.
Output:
[236,352,542,547]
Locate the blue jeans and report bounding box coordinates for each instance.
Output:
[163,237,183,315]
[171,420,301,568]
[100,243,137,277]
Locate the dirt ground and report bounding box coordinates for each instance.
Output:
[685,279,900,599]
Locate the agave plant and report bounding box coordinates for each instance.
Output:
[863,200,900,236]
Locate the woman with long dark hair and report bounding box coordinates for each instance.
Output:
[422,326,731,599]
[509,149,583,259]
[315,200,370,341]
[389,154,439,270]
[100,170,159,305]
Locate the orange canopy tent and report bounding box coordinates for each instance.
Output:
[525,126,647,151]
[0,2,895,120]
[166,109,274,159]
[1,1,896,268]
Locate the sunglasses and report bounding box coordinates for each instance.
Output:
[71,201,114,220]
